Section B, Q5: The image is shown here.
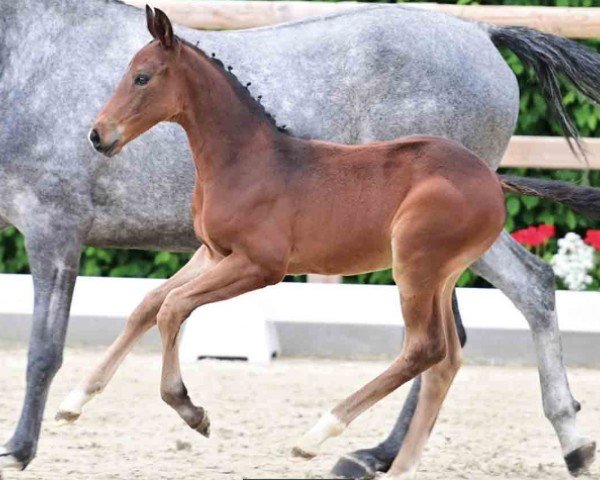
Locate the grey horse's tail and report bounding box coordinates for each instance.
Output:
[488,25,600,159]
[499,174,600,220]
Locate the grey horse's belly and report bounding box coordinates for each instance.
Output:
[84,124,200,252]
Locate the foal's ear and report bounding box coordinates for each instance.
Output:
[153,8,176,49]
[145,5,158,40]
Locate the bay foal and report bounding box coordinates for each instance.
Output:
[71,7,600,477]
[80,9,507,477]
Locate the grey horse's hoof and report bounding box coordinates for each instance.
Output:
[193,411,211,438]
[332,452,383,479]
[565,441,596,477]
[0,447,24,473]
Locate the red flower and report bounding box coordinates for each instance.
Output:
[538,224,556,242]
[511,224,555,248]
[584,230,600,250]
[511,226,541,247]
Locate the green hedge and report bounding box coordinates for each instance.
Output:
[1,0,599,286]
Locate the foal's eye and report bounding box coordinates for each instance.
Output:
[134,74,150,86]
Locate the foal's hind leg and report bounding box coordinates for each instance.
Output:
[292,266,449,459]
[331,290,467,479]
[56,246,211,423]
[382,276,462,479]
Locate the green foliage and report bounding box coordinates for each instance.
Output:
[1,0,599,286]
[79,248,193,279]
[0,228,28,274]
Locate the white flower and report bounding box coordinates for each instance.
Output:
[551,232,595,291]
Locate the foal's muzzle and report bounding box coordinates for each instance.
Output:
[88,127,121,157]
[89,129,102,150]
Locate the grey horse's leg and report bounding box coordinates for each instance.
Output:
[0,230,81,470]
[470,231,595,476]
[331,290,466,479]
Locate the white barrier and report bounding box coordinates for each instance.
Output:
[179,291,280,364]
[0,274,599,363]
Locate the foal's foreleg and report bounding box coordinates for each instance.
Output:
[293,286,446,459]
[56,247,210,423]
[156,253,276,435]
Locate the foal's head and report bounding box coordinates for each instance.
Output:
[90,7,183,157]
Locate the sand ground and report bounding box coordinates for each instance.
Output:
[1,348,599,480]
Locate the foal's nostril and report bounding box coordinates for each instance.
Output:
[89,129,101,149]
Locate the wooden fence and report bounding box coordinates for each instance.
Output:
[125,1,600,38]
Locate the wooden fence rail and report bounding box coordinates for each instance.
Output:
[125,1,600,38]
[502,136,600,170]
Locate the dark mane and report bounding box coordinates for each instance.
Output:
[178,37,289,134]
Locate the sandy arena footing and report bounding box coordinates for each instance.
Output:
[0,348,599,479]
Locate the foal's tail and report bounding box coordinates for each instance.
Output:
[499,174,600,220]
[488,25,600,160]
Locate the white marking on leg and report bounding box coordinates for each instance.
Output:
[377,468,418,480]
[532,309,591,456]
[555,418,594,456]
[56,388,94,422]
[0,447,23,471]
[293,412,346,457]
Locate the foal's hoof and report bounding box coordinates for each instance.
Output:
[55,409,81,424]
[55,389,90,424]
[332,453,379,479]
[292,412,346,461]
[192,411,211,438]
[565,441,596,477]
[291,446,317,460]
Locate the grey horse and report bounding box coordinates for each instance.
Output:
[1,0,599,477]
